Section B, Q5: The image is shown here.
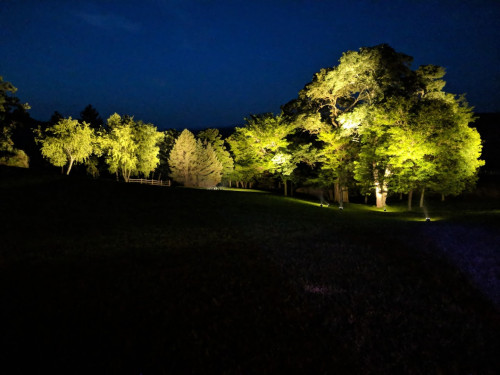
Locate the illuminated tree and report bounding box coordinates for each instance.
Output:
[168,129,199,187]
[294,44,414,205]
[293,45,483,208]
[0,76,32,167]
[102,114,137,181]
[198,128,234,185]
[229,113,299,193]
[0,124,29,168]
[227,125,264,188]
[36,117,95,175]
[102,113,162,182]
[134,120,164,177]
[168,129,223,188]
[340,71,483,209]
[194,140,223,187]
[425,98,484,201]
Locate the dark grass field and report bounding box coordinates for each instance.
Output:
[1,167,499,374]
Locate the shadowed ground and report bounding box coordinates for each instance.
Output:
[0,167,498,374]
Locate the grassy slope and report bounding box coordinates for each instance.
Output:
[0,168,499,374]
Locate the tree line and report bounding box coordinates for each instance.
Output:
[0,44,484,209]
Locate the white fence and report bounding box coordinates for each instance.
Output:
[128,178,171,187]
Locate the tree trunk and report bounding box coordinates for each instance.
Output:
[343,188,349,203]
[334,182,340,203]
[399,192,403,200]
[364,195,368,204]
[419,187,425,208]
[66,157,75,175]
[284,180,288,196]
[441,193,445,202]
[249,182,253,189]
[375,187,387,208]
[408,190,413,211]
[374,168,389,208]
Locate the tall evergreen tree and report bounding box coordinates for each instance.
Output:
[168,129,199,187]
[194,140,223,187]
[198,128,233,184]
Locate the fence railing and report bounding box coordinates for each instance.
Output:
[128,178,171,187]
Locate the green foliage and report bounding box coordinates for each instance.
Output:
[134,120,164,177]
[198,128,234,182]
[0,76,32,167]
[36,117,95,174]
[227,126,263,185]
[101,113,162,181]
[0,124,29,168]
[228,113,301,189]
[287,44,484,204]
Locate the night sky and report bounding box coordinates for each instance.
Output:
[1,0,499,130]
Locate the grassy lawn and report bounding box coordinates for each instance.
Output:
[1,167,499,374]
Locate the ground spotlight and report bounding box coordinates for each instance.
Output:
[425,217,431,222]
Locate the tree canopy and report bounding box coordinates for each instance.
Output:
[36,117,96,174]
[101,113,162,182]
[0,44,484,206]
[285,44,484,207]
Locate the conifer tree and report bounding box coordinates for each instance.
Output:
[168,129,198,186]
[195,140,223,187]
[198,128,233,184]
[79,104,103,130]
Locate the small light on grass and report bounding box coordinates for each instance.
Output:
[339,206,343,210]
[425,217,431,222]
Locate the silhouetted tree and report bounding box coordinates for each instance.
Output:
[80,104,103,130]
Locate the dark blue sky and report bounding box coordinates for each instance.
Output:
[1,0,499,130]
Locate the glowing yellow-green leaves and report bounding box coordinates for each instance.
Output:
[36,117,96,174]
[101,113,162,182]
